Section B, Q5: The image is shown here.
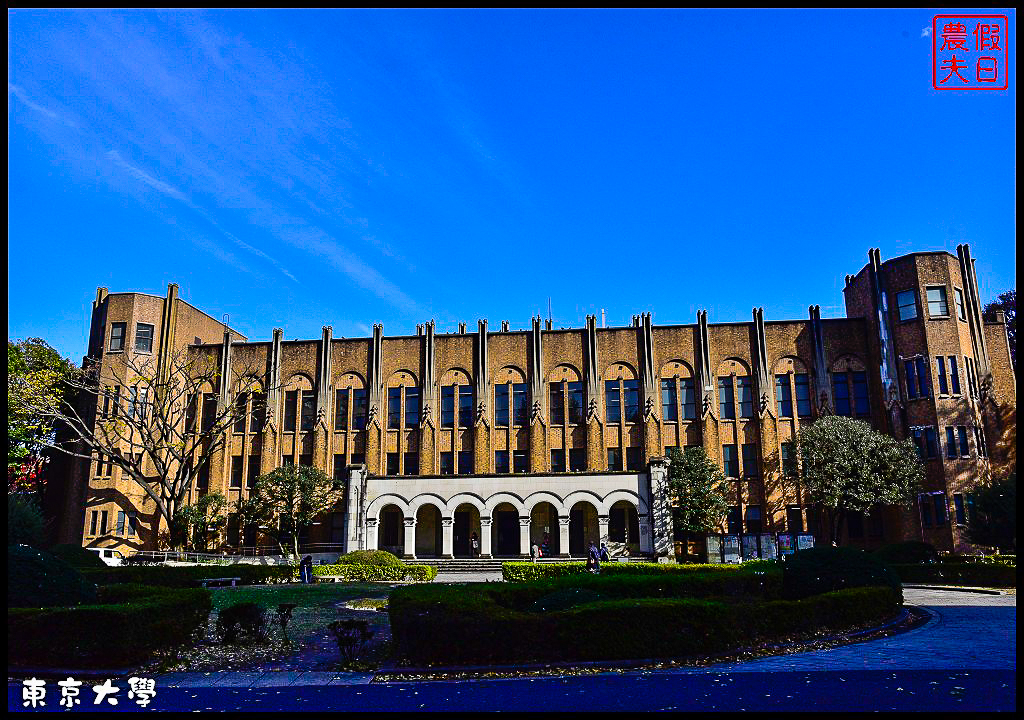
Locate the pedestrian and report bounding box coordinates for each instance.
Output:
[587,541,601,574]
[599,543,610,563]
[300,555,313,584]
[541,533,551,558]
[470,532,480,558]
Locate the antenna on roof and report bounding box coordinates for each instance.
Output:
[222,313,230,328]
[601,309,606,328]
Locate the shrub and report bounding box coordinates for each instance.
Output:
[328,619,375,662]
[528,587,603,613]
[8,586,211,667]
[81,564,295,588]
[388,581,901,665]
[8,545,98,609]
[50,543,108,569]
[889,563,1016,588]
[311,563,436,582]
[334,550,403,567]
[873,541,938,565]
[8,494,45,547]
[783,546,902,602]
[216,602,271,644]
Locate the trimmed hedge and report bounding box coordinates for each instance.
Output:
[891,563,1016,588]
[81,565,295,588]
[9,585,212,667]
[334,550,403,567]
[501,568,783,601]
[312,563,437,582]
[9,545,99,609]
[783,547,902,602]
[388,581,900,665]
[503,560,780,583]
[873,541,938,565]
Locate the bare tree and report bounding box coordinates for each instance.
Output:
[25,345,269,546]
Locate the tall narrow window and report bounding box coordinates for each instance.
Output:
[607,448,622,471]
[661,379,677,421]
[605,380,621,424]
[550,383,565,425]
[403,452,418,476]
[718,377,734,419]
[248,456,260,488]
[953,494,967,525]
[230,456,243,488]
[680,378,697,419]
[948,356,961,394]
[744,506,762,533]
[335,389,349,430]
[737,378,754,418]
[727,506,742,535]
[109,322,126,352]
[852,372,869,416]
[567,382,584,424]
[741,443,758,478]
[513,450,528,474]
[957,426,969,457]
[300,391,316,431]
[933,494,947,526]
[458,386,473,427]
[457,451,474,475]
[234,393,248,433]
[404,386,420,428]
[568,448,586,472]
[915,357,930,398]
[494,385,510,426]
[387,387,402,429]
[954,288,967,321]
[722,444,738,477]
[494,450,510,474]
[440,452,454,475]
[352,389,368,430]
[441,386,455,427]
[135,323,154,352]
[946,427,957,458]
[833,372,850,415]
[775,374,792,417]
[126,386,138,420]
[936,357,948,394]
[386,453,399,475]
[250,392,265,433]
[924,427,938,458]
[332,454,345,487]
[626,447,642,471]
[203,392,219,432]
[512,383,529,425]
[284,390,298,431]
[926,286,949,316]
[795,374,811,417]
[904,361,918,400]
[623,380,640,422]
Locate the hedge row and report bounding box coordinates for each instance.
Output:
[312,563,437,582]
[388,582,900,665]
[502,560,780,584]
[891,563,1016,587]
[81,565,296,587]
[502,566,783,600]
[9,585,212,667]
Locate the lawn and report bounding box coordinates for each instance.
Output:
[142,582,397,674]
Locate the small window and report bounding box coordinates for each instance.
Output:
[458,386,473,427]
[904,361,917,400]
[284,390,298,432]
[926,286,949,317]
[300,390,316,431]
[494,450,510,474]
[567,382,584,424]
[403,452,418,476]
[737,377,754,418]
[513,451,529,474]
[335,389,349,430]
[441,386,455,428]
[387,387,402,429]
[948,357,961,395]
[925,427,938,458]
[661,379,677,421]
[626,447,642,471]
[568,448,586,472]
[722,444,738,477]
[786,506,803,533]
[727,506,742,535]
[936,357,948,395]
[741,443,758,478]
[775,374,792,417]
[744,506,762,534]
[248,456,260,488]
[230,456,243,488]
[852,372,870,416]
[680,378,697,419]
[109,322,126,352]
[352,389,368,430]
[512,384,529,425]
[494,385,510,426]
[718,377,734,419]
[551,383,566,425]
[896,290,918,321]
[234,393,248,433]
[135,323,154,353]
[457,451,474,475]
[915,357,930,398]
[605,380,621,424]
[945,427,957,458]
[623,380,640,423]
[794,374,812,417]
[551,449,566,473]
[833,372,851,415]
[933,494,947,526]
[607,448,621,471]
[953,494,967,525]
[404,386,420,429]
[332,455,346,485]
[440,452,454,475]
[957,426,969,457]
[386,453,400,475]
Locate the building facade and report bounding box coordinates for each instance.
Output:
[54,245,1016,558]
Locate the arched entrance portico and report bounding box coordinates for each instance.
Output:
[378,504,404,557]
[530,502,560,557]
[415,504,443,557]
[452,503,482,557]
[492,502,521,557]
[608,499,641,556]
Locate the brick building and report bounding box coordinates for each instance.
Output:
[54,245,1015,558]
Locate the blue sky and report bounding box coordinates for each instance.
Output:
[8,9,1016,360]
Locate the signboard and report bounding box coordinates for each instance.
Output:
[777,533,795,556]
[759,533,777,560]
[742,534,759,560]
[723,535,741,563]
[706,534,722,563]
[796,533,815,551]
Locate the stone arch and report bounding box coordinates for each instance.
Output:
[415,503,443,557]
[484,491,527,515]
[524,491,567,516]
[491,500,523,557]
[376,502,406,557]
[366,493,412,519]
[771,355,810,376]
[440,367,472,386]
[333,370,366,389]
[387,370,418,387]
[529,500,561,557]
[715,357,751,376]
[603,361,637,381]
[546,363,582,383]
[494,365,527,385]
[598,489,647,516]
[235,374,264,393]
[607,499,641,555]
[444,492,487,516]
[408,493,448,516]
[660,359,695,379]
[567,498,600,557]
[830,354,867,373]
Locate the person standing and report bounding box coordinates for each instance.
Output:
[587,541,601,574]
[299,555,313,584]
[599,543,610,563]
[470,532,480,558]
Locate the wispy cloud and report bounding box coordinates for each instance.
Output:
[921,27,931,38]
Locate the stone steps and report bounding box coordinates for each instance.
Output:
[410,556,655,573]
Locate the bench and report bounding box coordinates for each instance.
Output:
[196,577,241,588]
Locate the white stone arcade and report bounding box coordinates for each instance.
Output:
[342,467,667,559]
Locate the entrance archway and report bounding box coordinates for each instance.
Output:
[415,504,443,557]
[608,500,641,556]
[493,502,520,557]
[568,501,599,556]
[378,504,404,557]
[453,503,481,557]
[530,502,560,557]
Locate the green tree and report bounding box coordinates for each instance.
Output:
[967,471,1016,552]
[178,492,228,552]
[8,493,45,547]
[236,464,343,558]
[7,339,77,492]
[983,289,1015,370]
[795,415,922,545]
[665,447,730,553]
